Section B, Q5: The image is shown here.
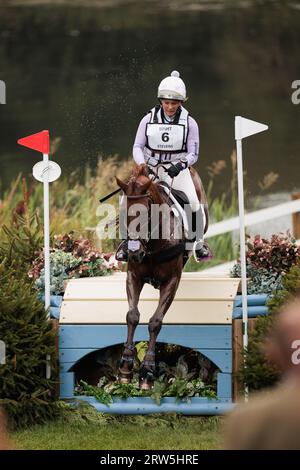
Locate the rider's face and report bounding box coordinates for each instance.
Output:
[160,99,182,117]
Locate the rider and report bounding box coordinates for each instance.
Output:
[116,70,211,262]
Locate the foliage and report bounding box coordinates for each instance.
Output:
[150,377,217,405]
[231,263,283,294]
[0,264,60,430]
[77,349,218,405]
[239,315,279,392]
[267,263,300,314]
[75,342,218,386]
[29,232,121,295]
[58,400,113,426]
[78,376,217,407]
[0,153,279,271]
[240,265,300,391]
[0,213,43,275]
[0,157,132,253]
[135,341,148,363]
[158,354,195,382]
[0,214,61,429]
[245,233,299,273]
[78,381,113,407]
[231,233,299,294]
[233,234,300,391]
[34,251,81,295]
[185,151,279,270]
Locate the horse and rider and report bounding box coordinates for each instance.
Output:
[116,70,211,263]
[112,71,212,388]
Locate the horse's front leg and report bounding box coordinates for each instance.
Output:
[139,276,180,389]
[118,271,144,383]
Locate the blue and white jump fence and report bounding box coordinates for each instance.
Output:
[48,274,269,415]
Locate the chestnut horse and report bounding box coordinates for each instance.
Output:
[116,163,208,389]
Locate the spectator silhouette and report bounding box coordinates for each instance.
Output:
[224,298,300,450]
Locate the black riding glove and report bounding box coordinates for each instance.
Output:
[167,162,185,178]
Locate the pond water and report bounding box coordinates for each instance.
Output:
[1,0,300,201]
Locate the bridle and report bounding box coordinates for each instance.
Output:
[123,188,157,252]
[123,169,176,254]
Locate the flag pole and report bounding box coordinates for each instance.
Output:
[43,152,51,316]
[235,135,248,351]
[235,115,268,400]
[18,130,61,380]
[43,152,51,379]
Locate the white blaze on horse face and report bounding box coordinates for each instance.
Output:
[128,240,141,251]
[96,203,117,240]
[127,203,149,240]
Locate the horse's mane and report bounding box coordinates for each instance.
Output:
[129,164,166,204]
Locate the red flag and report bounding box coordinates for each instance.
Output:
[17,130,50,154]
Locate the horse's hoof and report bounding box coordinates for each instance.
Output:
[119,376,131,384]
[139,380,154,390]
[118,369,133,384]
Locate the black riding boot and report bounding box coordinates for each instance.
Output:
[191,209,212,262]
[115,240,128,262]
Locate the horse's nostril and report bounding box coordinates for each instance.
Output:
[129,250,145,263]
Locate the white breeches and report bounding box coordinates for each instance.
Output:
[152,165,201,212]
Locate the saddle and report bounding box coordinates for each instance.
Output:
[158,181,189,208]
[158,181,206,241]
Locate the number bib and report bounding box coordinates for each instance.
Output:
[146,123,185,152]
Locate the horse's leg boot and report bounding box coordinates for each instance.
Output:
[139,352,156,390]
[118,343,136,383]
[115,239,128,262]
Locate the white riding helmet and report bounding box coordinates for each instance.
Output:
[157,70,187,102]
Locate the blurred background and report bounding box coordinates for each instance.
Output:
[2,2,300,451]
[1,0,300,203]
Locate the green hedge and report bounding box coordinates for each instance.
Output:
[0,215,61,429]
[0,264,61,429]
[240,264,300,392]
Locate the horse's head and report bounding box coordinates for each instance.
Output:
[116,164,153,263]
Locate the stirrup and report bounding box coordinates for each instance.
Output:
[192,240,212,262]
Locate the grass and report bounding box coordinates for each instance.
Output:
[12,409,223,450]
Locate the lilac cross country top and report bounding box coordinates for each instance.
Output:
[132,110,200,167]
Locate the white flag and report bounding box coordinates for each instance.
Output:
[235,116,268,140]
